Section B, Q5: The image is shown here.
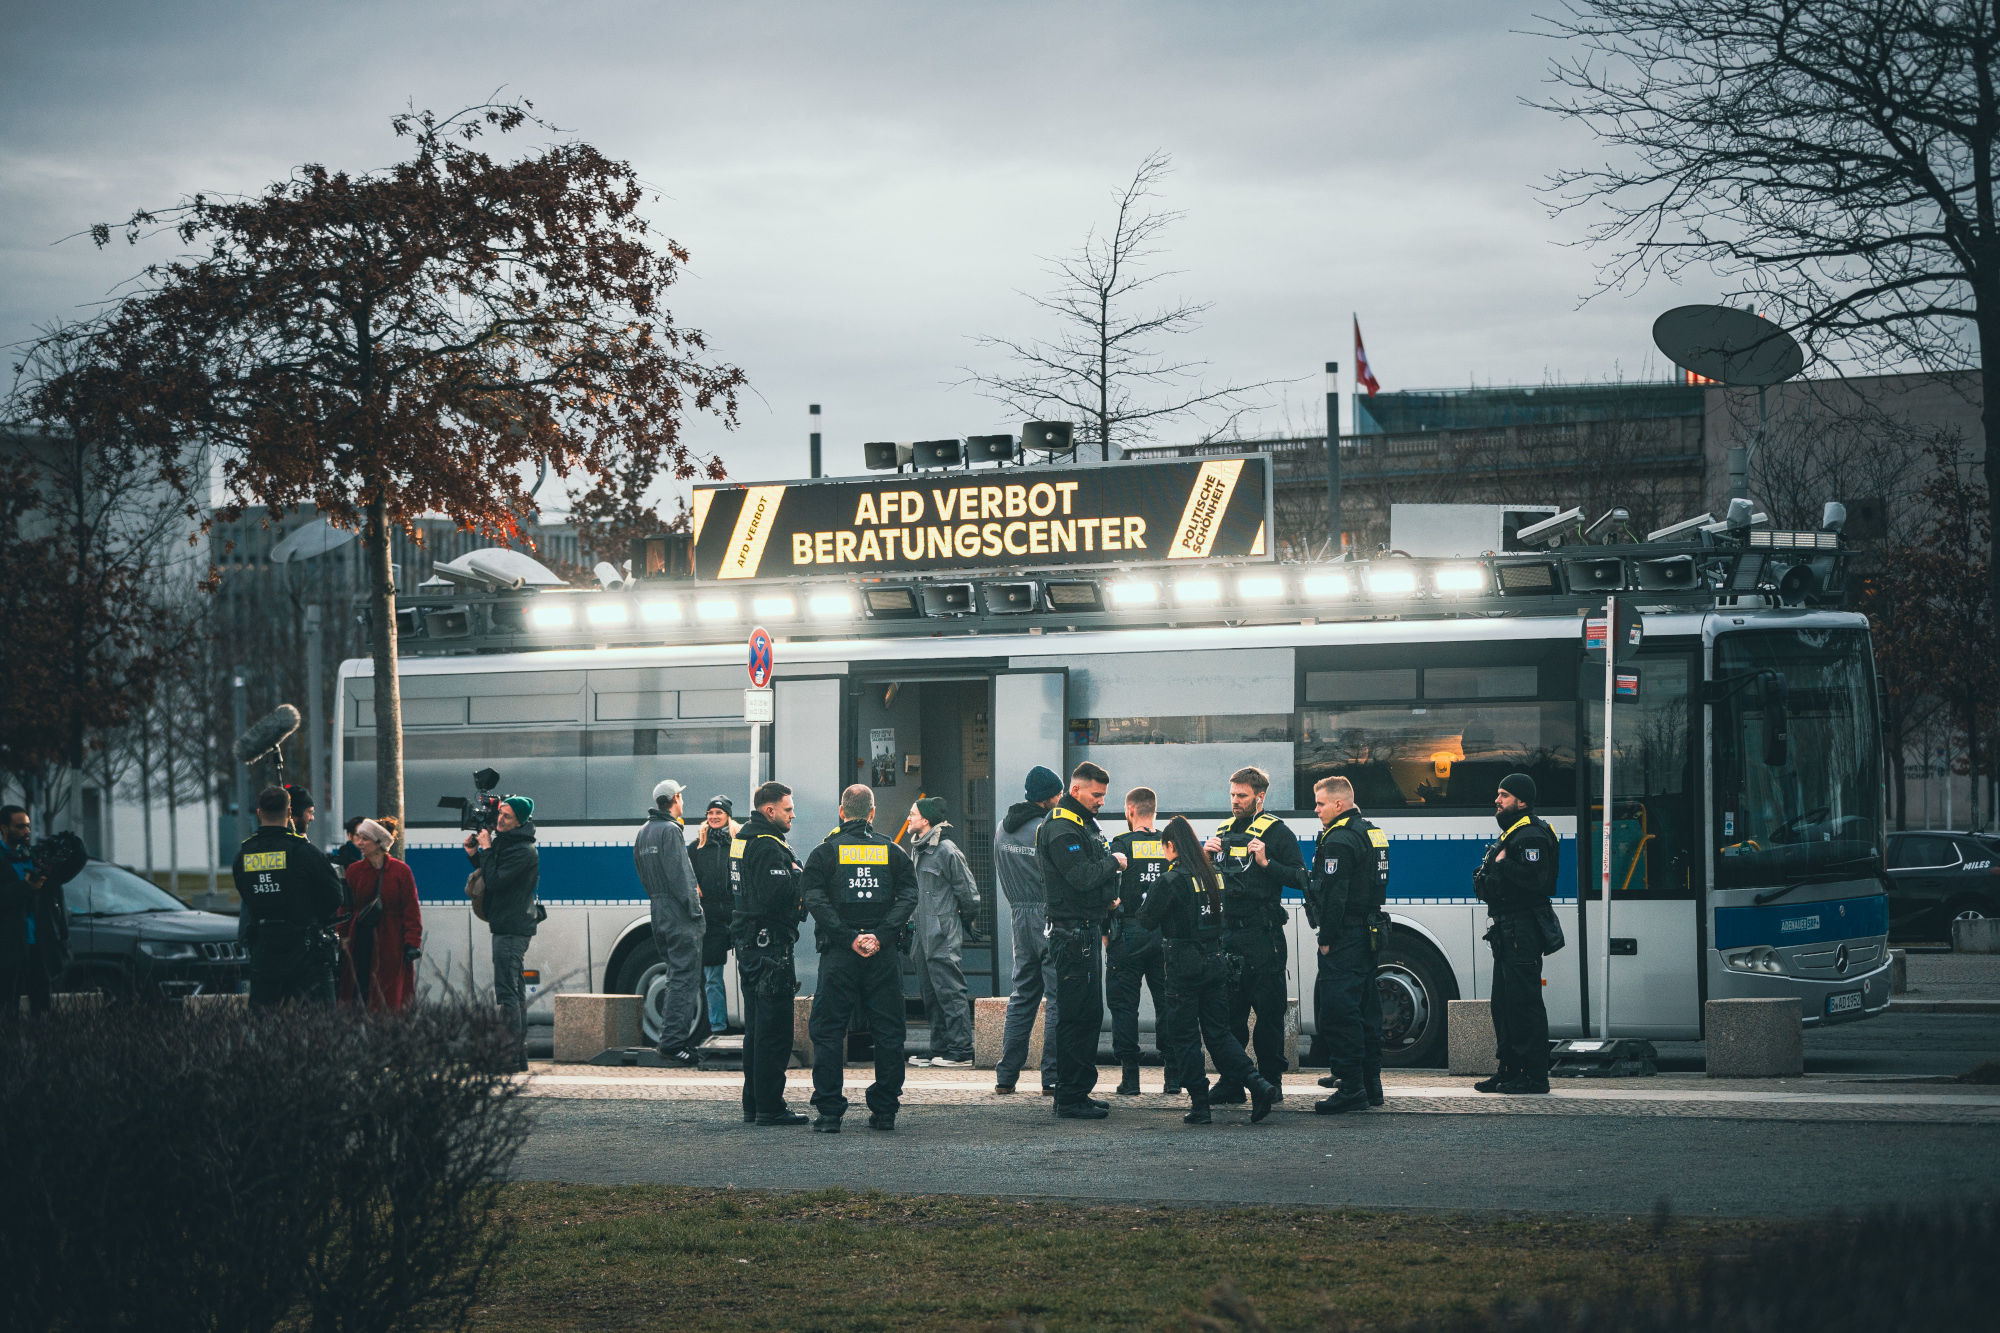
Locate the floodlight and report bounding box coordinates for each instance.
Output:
[1302,571,1353,599]
[1365,566,1418,596]
[1494,562,1559,594]
[1174,578,1222,605]
[752,594,797,620]
[1434,565,1486,594]
[1044,581,1103,611]
[529,604,575,628]
[861,586,922,619]
[1237,574,1286,601]
[1109,580,1159,607]
[695,597,738,622]
[809,591,858,620]
[639,598,683,623]
[586,601,629,625]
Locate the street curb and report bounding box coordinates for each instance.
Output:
[1887,999,2000,1013]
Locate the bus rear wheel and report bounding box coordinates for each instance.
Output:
[1375,934,1456,1069]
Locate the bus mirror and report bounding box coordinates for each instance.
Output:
[1762,673,1789,767]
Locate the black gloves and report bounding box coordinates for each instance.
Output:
[404,946,422,963]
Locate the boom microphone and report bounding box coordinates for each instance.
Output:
[234,703,301,765]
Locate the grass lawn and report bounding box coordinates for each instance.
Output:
[468,1184,1774,1332]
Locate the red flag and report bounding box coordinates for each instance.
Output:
[1353,317,1381,396]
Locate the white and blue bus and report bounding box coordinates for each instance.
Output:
[335,515,1890,1066]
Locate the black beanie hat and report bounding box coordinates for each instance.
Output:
[1498,772,1537,807]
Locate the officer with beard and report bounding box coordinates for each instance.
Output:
[802,784,918,1133]
[732,781,809,1126]
[1203,766,1306,1103]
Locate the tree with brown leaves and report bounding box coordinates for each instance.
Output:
[15,100,745,831]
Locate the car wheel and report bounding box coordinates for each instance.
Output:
[1946,898,1990,924]
[1375,933,1457,1069]
[612,938,698,1049]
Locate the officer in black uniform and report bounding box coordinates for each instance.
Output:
[233,785,345,1006]
[731,780,809,1126]
[1306,774,1389,1114]
[1106,786,1176,1097]
[1203,765,1306,1102]
[802,783,919,1133]
[1474,772,1559,1094]
[1036,761,1128,1120]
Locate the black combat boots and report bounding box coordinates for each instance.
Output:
[1116,1060,1141,1095]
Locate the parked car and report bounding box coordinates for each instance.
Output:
[58,860,249,1000]
[1883,831,2000,942]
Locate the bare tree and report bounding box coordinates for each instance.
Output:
[1534,0,2000,614]
[964,151,1282,460]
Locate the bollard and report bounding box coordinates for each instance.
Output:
[1950,918,2000,954]
[1890,949,1908,994]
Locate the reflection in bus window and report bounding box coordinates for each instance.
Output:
[1295,703,1576,811]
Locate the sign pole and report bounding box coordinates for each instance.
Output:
[1599,594,1616,1040]
[748,721,761,804]
[746,626,775,805]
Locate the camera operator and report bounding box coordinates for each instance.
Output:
[2,805,70,1020]
[235,785,345,1006]
[464,793,541,1072]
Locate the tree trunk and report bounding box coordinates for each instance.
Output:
[1890,725,1907,831]
[365,489,405,839]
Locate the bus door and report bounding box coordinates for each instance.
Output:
[847,665,1016,999]
[1582,644,1704,1038]
[775,675,844,997]
[989,668,1069,991]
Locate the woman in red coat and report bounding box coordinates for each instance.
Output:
[339,818,423,1011]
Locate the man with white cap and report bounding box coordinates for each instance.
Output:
[635,779,705,1066]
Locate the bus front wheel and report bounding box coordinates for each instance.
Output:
[611,938,704,1049]
[1375,933,1457,1069]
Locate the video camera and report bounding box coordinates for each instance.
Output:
[438,767,504,833]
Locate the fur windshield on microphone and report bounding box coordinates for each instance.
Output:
[233,703,301,764]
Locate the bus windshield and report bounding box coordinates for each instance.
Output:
[1712,627,1881,890]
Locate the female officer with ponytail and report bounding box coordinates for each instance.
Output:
[1138,816,1279,1124]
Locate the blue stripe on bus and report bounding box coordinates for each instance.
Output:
[409,834,1580,907]
[1713,894,1888,949]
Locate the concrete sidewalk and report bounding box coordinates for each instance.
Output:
[516,1062,2000,1125]
[1893,951,2000,1013]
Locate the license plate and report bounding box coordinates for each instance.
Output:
[1826,990,1863,1015]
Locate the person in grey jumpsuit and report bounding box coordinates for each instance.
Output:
[993,765,1064,1093]
[634,779,704,1066]
[905,796,979,1067]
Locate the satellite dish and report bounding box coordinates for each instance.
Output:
[269,519,358,564]
[1652,305,1805,386]
[433,547,568,592]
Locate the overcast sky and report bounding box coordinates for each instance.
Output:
[1,0,1730,505]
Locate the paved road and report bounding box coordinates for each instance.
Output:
[515,1094,1998,1218]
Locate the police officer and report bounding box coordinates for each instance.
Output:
[1306,775,1389,1114]
[802,784,919,1133]
[1474,772,1558,1094]
[1036,761,1128,1120]
[1203,766,1306,1103]
[234,784,345,1006]
[732,780,809,1126]
[1106,786,1175,1097]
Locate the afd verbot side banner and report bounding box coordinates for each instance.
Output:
[689,457,1272,580]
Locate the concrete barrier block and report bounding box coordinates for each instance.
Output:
[1704,997,1803,1077]
[793,995,814,1067]
[1951,918,2000,954]
[971,994,1045,1070]
[1890,949,1908,994]
[552,993,643,1063]
[20,992,109,1017]
[1447,999,1497,1076]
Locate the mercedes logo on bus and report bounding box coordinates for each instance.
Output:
[1834,944,1850,975]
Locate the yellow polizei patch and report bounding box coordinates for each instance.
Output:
[729,838,747,858]
[1129,841,1166,859]
[242,851,287,871]
[1367,829,1389,848]
[839,844,889,865]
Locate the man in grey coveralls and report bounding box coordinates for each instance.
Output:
[992,765,1064,1093]
[906,796,980,1067]
[635,778,704,1066]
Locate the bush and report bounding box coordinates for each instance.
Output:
[0,998,532,1332]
